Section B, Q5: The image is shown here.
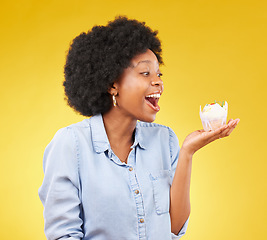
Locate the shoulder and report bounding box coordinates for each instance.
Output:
[137,121,179,147]
[48,119,91,146]
[65,118,91,131]
[137,121,180,164]
[138,121,177,137]
[57,118,91,134]
[44,119,92,164]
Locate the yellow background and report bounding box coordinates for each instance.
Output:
[1,0,266,239]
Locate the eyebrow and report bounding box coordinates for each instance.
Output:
[131,60,159,68]
[136,60,151,66]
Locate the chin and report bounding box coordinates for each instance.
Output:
[138,114,157,123]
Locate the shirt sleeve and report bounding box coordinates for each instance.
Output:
[38,127,84,240]
[168,127,190,239]
[169,127,180,180]
[171,218,189,239]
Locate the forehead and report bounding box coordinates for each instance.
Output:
[130,49,159,68]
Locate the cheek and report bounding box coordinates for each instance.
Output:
[120,77,148,99]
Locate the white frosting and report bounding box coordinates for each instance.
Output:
[202,103,227,120]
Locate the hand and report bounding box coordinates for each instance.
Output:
[181,118,240,157]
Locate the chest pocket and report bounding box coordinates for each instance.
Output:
[149,170,172,215]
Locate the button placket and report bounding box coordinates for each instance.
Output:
[128,166,146,239]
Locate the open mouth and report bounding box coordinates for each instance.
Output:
[145,93,161,112]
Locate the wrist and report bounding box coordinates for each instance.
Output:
[180,146,194,159]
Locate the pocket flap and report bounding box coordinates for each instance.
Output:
[149,170,171,215]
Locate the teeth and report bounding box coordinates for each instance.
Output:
[146,93,161,98]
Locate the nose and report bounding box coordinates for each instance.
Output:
[151,76,163,91]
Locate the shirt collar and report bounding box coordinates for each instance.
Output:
[90,114,147,153]
[90,114,110,153]
[132,122,147,150]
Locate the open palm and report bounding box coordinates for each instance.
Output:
[181,118,240,156]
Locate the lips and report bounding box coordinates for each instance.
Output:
[145,93,161,112]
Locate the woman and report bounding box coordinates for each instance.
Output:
[39,16,239,240]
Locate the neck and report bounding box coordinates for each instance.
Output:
[102,108,137,148]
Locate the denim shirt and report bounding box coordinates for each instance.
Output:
[39,114,189,240]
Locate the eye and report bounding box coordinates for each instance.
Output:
[141,72,150,76]
[157,73,163,78]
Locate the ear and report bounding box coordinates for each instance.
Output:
[108,82,119,96]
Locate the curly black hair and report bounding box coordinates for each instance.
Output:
[63,16,163,116]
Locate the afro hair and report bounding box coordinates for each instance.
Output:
[63,16,163,116]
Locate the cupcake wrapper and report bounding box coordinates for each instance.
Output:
[200,116,227,131]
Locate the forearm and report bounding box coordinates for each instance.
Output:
[170,148,192,235]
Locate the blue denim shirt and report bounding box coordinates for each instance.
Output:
[39,114,189,240]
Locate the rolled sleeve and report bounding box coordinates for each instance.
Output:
[171,217,189,239]
[38,127,83,240]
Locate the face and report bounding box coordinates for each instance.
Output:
[111,49,164,122]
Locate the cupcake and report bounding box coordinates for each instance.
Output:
[200,101,228,131]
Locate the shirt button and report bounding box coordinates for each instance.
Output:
[135,189,139,194]
[129,167,133,171]
[140,218,144,223]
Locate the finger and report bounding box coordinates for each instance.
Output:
[228,119,240,129]
[223,127,235,137]
[227,118,234,124]
[220,118,239,135]
[206,118,240,142]
[215,125,231,140]
[221,119,240,137]
[228,118,240,125]
[205,124,229,142]
[215,119,240,139]
[202,118,240,141]
[220,127,234,138]
[204,125,226,138]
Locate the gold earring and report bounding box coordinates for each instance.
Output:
[112,95,117,107]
